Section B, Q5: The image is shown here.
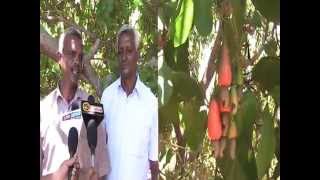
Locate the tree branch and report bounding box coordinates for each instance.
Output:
[84,39,101,62]
[40,25,103,97]
[172,120,186,165]
[82,39,103,97]
[201,22,223,91]
[40,26,59,62]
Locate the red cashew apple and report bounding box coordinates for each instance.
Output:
[208,99,223,140]
[218,43,232,87]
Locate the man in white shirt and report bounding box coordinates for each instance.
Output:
[40,27,110,180]
[101,24,158,180]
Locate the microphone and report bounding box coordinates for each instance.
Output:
[81,95,104,127]
[67,127,78,180]
[88,95,95,104]
[71,101,79,110]
[87,119,97,167]
[68,127,78,158]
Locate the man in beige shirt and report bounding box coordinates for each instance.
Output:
[40,27,109,180]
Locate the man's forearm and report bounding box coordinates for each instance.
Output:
[151,172,158,180]
[149,160,159,180]
[41,174,52,180]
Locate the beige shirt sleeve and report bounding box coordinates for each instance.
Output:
[95,121,110,177]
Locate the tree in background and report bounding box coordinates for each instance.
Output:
[40,0,158,99]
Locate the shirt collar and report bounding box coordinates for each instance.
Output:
[117,73,143,97]
[55,81,82,105]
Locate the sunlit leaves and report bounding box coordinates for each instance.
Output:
[252,10,263,28]
[158,57,174,107]
[270,85,280,105]
[96,0,114,28]
[40,54,61,97]
[264,38,278,57]
[173,0,194,47]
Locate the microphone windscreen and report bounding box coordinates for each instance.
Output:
[68,127,78,158]
[88,95,95,104]
[87,119,97,154]
[71,101,79,110]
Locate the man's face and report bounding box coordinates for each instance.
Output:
[118,32,138,80]
[59,35,83,86]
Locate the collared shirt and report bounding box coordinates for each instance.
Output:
[101,75,158,180]
[40,86,110,178]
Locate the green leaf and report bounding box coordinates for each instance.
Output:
[251,0,280,23]
[165,148,174,166]
[194,0,213,36]
[163,39,176,70]
[234,91,259,179]
[270,85,280,105]
[159,96,179,133]
[96,0,114,27]
[252,10,263,28]
[158,57,174,107]
[171,72,203,103]
[159,1,177,27]
[235,91,259,137]
[275,126,280,161]
[252,56,280,92]
[181,100,206,151]
[80,0,87,7]
[264,39,278,57]
[175,40,190,72]
[132,0,142,8]
[256,106,276,179]
[173,0,194,47]
[218,157,249,180]
[164,39,189,73]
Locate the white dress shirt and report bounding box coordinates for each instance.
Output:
[40,86,110,178]
[101,75,158,180]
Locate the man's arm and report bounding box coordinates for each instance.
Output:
[148,99,159,180]
[94,122,110,178]
[149,160,159,180]
[41,157,79,180]
[98,175,106,180]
